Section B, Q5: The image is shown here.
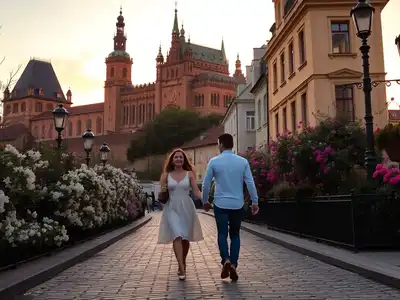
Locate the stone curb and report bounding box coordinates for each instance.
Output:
[200,211,400,290]
[0,215,152,299]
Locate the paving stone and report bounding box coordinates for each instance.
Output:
[22,212,400,299]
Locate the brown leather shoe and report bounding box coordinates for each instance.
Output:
[221,260,231,279]
[229,265,238,281]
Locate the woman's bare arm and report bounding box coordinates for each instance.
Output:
[189,171,202,199]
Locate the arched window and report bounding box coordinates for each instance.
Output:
[86,119,92,130]
[123,68,127,78]
[110,67,115,77]
[68,121,73,136]
[21,103,26,112]
[96,117,102,134]
[77,120,82,136]
[130,105,136,125]
[201,94,204,106]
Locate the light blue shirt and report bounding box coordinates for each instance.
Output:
[202,150,258,209]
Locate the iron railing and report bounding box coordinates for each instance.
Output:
[245,193,400,251]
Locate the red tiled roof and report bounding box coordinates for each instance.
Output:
[0,123,30,141]
[389,110,400,121]
[31,102,104,120]
[181,126,224,150]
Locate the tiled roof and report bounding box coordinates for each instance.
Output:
[8,59,67,102]
[184,43,225,64]
[181,126,224,150]
[31,103,104,120]
[389,110,400,121]
[0,123,30,141]
[193,72,235,84]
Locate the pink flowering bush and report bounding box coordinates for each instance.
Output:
[241,115,369,197]
[373,164,400,190]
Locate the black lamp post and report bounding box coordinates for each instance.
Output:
[351,0,376,180]
[99,142,111,166]
[82,129,95,166]
[52,104,69,148]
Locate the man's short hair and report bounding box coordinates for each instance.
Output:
[218,133,234,149]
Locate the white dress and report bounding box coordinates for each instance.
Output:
[158,172,204,244]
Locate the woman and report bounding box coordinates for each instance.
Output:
[158,148,204,280]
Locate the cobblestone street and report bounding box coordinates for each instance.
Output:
[22,212,400,300]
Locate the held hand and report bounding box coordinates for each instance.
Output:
[251,204,259,215]
[203,202,211,212]
[160,186,167,192]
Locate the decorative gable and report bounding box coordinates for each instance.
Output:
[327,68,363,79]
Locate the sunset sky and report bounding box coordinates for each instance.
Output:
[1,0,399,109]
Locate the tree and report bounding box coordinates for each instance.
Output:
[127,107,222,162]
[0,25,21,123]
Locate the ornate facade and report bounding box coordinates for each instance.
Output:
[1,7,245,147]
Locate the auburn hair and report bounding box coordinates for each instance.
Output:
[163,148,193,173]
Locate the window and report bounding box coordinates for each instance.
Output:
[12,103,18,113]
[246,111,255,131]
[195,95,204,107]
[46,103,53,111]
[273,62,278,91]
[283,107,287,130]
[280,52,285,83]
[148,103,153,120]
[284,0,295,16]
[86,119,92,130]
[301,93,307,127]
[335,86,354,121]
[211,93,219,106]
[68,121,73,136]
[96,117,102,134]
[35,102,42,113]
[288,41,294,74]
[130,105,136,125]
[76,120,82,136]
[298,30,306,64]
[275,113,279,136]
[48,125,52,138]
[110,67,114,77]
[21,103,26,112]
[263,94,267,122]
[257,100,262,128]
[331,21,350,54]
[223,95,230,107]
[123,68,127,78]
[291,101,296,132]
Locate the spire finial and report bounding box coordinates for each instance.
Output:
[120,5,122,14]
[237,52,239,60]
[188,34,191,43]
[175,1,178,11]
[172,1,179,34]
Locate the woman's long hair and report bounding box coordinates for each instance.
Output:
[163,148,193,173]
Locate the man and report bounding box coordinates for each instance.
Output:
[202,133,259,281]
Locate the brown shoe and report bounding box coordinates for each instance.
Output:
[229,265,238,281]
[221,260,231,279]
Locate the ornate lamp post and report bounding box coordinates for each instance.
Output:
[350,0,376,180]
[82,129,95,166]
[52,104,69,148]
[99,142,111,166]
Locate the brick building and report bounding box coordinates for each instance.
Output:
[0,7,244,163]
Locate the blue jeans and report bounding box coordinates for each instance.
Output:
[214,205,244,266]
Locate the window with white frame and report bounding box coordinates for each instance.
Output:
[246,111,255,131]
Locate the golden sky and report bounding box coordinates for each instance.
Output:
[0,0,399,109]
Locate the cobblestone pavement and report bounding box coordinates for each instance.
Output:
[22,212,400,300]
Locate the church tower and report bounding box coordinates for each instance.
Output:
[104,7,132,133]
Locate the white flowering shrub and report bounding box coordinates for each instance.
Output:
[0,144,142,267]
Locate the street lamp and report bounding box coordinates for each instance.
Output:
[99,142,111,166]
[350,0,376,180]
[82,129,95,166]
[52,104,69,148]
